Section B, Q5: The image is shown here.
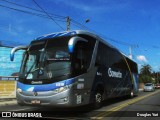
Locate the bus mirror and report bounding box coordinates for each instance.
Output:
[10,46,28,61]
[68,37,87,53]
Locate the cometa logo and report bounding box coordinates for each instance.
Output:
[108,68,122,78]
[31,81,42,84]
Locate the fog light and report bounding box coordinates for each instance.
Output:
[17,88,22,93]
[61,97,68,102]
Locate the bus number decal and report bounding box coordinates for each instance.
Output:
[76,95,82,104]
[56,82,65,87]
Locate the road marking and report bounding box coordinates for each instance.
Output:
[91,90,160,119]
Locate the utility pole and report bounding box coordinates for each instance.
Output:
[128,45,138,59]
[66,16,70,31]
[157,72,159,83]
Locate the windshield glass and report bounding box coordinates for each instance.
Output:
[145,83,153,86]
[19,36,71,83]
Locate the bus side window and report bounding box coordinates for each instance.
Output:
[95,42,109,66]
[73,41,88,73]
[95,42,102,66]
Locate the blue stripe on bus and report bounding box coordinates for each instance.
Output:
[36,31,76,40]
[17,78,75,92]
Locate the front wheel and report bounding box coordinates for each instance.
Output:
[93,91,103,109]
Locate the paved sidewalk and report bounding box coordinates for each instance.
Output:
[0,97,17,106]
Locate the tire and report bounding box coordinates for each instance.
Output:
[93,90,103,109]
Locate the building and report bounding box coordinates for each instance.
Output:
[0,46,24,77]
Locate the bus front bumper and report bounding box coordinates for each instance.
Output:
[16,89,90,107]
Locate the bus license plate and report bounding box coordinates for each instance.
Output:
[31,100,40,104]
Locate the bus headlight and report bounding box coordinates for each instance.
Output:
[52,86,69,94]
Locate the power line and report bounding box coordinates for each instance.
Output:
[71,19,133,46]
[0,4,66,22]
[0,0,135,47]
[71,19,135,46]
[0,0,66,19]
[32,0,65,31]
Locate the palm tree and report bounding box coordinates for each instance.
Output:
[140,64,152,75]
[139,64,152,83]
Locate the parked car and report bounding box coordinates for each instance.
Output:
[155,84,160,89]
[143,83,155,92]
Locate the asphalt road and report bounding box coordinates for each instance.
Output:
[0,89,160,120]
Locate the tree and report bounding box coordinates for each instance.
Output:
[139,64,152,83]
[140,64,152,75]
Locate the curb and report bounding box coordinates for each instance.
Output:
[0,100,17,106]
[0,97,17,106]
[0,96,16,99]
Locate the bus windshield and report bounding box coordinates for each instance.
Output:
[19,36,71,83]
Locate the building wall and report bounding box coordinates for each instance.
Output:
[0,46,24,76]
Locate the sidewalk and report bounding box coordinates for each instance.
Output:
[0,97,17,106]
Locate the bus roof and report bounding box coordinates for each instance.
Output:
[34,30,135,63]
[35,30,115,48]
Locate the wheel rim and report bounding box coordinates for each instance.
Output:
[95,93,102,103]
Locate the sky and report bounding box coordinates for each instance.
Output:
[0,0,160,73]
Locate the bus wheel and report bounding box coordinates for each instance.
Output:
[93,90,103,109]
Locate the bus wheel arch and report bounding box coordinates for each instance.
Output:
[93,84,104,109]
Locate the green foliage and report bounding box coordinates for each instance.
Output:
[139,64,160,84]
[139,64,153,83]
[140,64,152,75]
[139,75,152,83]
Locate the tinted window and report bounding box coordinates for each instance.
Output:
[72,35,96,75]
[95,41,136,73]
[95,42,127,69]
[145,83,153,86]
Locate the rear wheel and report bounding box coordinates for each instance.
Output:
[128,89,134,99]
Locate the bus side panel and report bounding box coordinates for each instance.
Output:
[89,66,133,103]
[71,67,98,106]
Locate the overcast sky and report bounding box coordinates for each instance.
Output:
[0,0,160,72]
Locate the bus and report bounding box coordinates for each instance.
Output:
[10,30,138,108]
